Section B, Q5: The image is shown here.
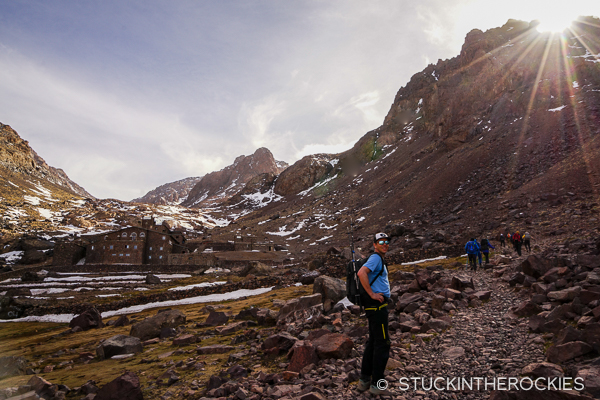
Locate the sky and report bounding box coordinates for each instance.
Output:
[0,0,597,200]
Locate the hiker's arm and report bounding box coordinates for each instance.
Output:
[358,266,383,303]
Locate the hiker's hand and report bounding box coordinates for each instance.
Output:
[371,293,384,303]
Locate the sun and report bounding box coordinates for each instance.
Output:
[535,10,578,33]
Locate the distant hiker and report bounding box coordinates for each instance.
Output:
[508,232,513,246]
[465,238,480,271]
[523,232,531,252]
[499,233,505,247]
[480,238,495,265]
[513,231,522,256]
[357,233,391,396]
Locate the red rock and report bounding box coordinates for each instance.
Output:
[173,334,197,346]
[196,345,234,355]
[311,333,353,359]
[287,341,319,373]
[547,341,593,363]
[95,372,143,400]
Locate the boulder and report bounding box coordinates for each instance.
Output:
[204,311,229,326]
[240,261,272,277]
[145,274,161,284]
[196,345,234,355]
[450,275,474,291]
[313,276,346,305]
[96,335,143,360]
[69,307,104,331]
[278,294,322,320]
[0,356,28,378]
[547,286,582,302]
[20,271,43,282]
[521,362,564,378]
[129,309,186,341]
[112,315,129,327]
[396,293,422,311]
[287,341,319,372]
[546,341,594,363]
[521,255,550,278]
[262,332,297,356]
[311,333,353,359]
[299,271,320,285]
[94,372,143,400]
[20,250,48,265]
[442,347,465,360]
[576,367,600,397]
[27,376,56,399]
[172,334,198,346]
[512,301,542,317]
[470,291,492,301]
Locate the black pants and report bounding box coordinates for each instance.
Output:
[468,254,477,270]
[524,239,530,252]
[361,304,390,384]
[483,251,490,264]
[515,241,522,256]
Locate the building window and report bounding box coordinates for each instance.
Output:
[162,236,166,240]
[109,245,113,250]
[140,232,145,237]
[91,245,94,250]
[104,235,108,240]
[134,245,137,250]
[160,247,163,251]
[119,254,123,257]
[148,255,152,259]
[159,255,163,259]
[126,254,130,257]
[112,254,116,257]
[131,233,137,240]
[122,232,127,237]
[126,245,129,249]
[149,247,152,251]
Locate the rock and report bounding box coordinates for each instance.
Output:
[442,346,465,360]
[278,294,322,320]
[129,309,186,341]
[112,315,129,327]
[145,274,161,284]
[421,318,451,333]
[547,286,582,302]
[156,369,179,386]
[27,376,56,399]
[555,326,584,345]
[5,391,40,400]
[196,345,234,355]
[521,255,550,278]
[5,288,32,297]
[450,275,474,291]
[299,271,320,285]
[313,276,346,305]
[396,293,422,311]
[172,334,198,346]
[216,321,249,335]
[240,261,272,277]
[512,301,542,317]
[227,364,249,379]
[0,356,28,378]
[20,250,48,265]
[287,341,319,372]
[311,333,353,359]
[583,323,600,352]
[262,332,297,355]
[69,307,104,331]
[205,311,229,326]
[546,341,594,363]
[96,335,143,360]
[94,372,143,400]
[20,271,43,282]
[576,367,600,397]
[521,362,564,378]
[471,291,492,301]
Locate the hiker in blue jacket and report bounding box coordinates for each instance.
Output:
[480,238,495,266]
[465,238,480,271]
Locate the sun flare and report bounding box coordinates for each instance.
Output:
[535,10,579,33]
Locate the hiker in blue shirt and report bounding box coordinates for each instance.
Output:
[465,238,480,271]
[357,232,391,396]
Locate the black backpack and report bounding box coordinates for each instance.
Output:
[346,253,386,305]
[480,239,489,251]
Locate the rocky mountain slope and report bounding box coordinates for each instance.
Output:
[182,147,288,208]
[201,16,600,256]
[132,176,203,205]
[0,123,92,199]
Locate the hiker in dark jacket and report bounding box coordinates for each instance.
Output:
[499,233,505,247]
[465,238,480,271]
[523,232,532,252]
[480,238,495,265]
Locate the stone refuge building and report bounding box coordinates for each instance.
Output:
[53,217,284,266]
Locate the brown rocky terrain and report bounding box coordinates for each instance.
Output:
[182,148,288,208]
[132,177,203,206]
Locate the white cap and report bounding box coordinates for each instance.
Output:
[374,232,390,242]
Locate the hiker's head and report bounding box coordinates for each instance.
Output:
[374,232,390,254]
[470,238,475,241]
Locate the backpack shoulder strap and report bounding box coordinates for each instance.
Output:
[368,253,386,286]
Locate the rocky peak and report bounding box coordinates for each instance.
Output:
[183,147,288,208]
[0,123,92,198]
[132,176,203,205]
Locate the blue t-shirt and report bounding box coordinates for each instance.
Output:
[363,253,390,297]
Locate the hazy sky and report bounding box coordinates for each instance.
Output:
[0,0,596,200]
